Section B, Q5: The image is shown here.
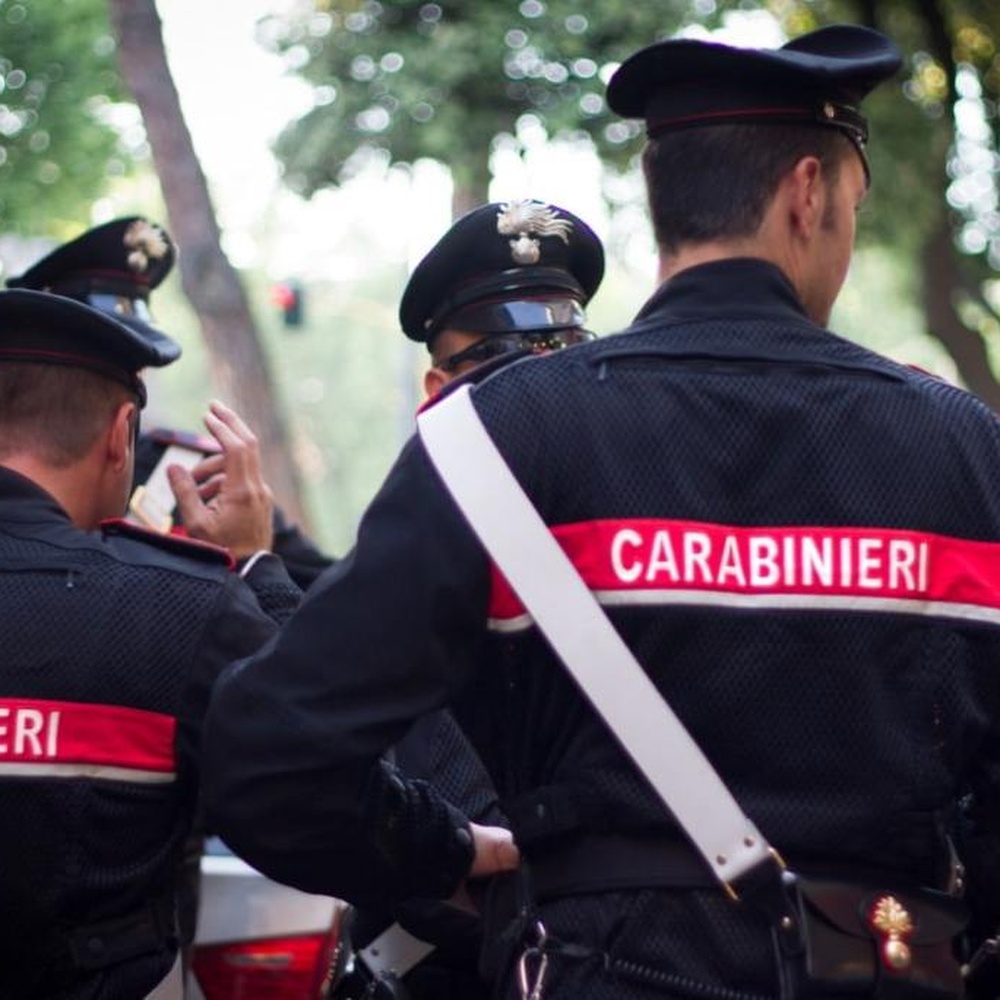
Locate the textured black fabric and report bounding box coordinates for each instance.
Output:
[0,467,289,999]
[271,505,336,588]
[353,712,503,999]
[395,710,505,828]
[204,258,1000,999]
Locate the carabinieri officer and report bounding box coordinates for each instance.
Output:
[0,288,298,997]
[201,25,1000,1000]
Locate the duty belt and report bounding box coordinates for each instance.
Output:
[526,834,716,901]
[524,834,951,902]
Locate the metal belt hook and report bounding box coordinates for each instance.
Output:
[517,920,550,1000]
[962,931,998,981]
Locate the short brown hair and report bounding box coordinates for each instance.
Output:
[0,363,135,468]
[641,124,855,255]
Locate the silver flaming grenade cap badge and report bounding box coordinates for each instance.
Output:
[496,200,573,265]
[123,219,170,275]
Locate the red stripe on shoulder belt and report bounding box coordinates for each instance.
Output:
[100,518,235,569]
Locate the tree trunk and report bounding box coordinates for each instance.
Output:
[450,146,491,220]
[922,217,1000,410]
[108,0,308,525]
[906,0,1000,412]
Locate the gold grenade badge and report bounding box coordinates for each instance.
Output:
[869,895,914,972]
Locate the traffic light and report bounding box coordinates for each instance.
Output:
[272,281,304,328]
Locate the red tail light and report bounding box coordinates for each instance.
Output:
[192,920,342,1000]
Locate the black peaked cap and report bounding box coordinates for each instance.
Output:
[7,216,181,363]
[0,289,172,394]
[400,200,604,343]
[607,24,903,150]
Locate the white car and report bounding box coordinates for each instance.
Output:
[186,837,346,1000]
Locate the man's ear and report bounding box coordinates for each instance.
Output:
[424,366,449,400]
[107,400,138,473]
[786,155,825,240]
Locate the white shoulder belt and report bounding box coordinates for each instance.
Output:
[417,384,779,894]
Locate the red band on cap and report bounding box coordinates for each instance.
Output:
[649,104,820,130]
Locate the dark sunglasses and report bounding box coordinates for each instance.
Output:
[440,328,596,372]
[86,293,156,324]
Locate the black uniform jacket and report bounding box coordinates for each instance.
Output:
[0,467,299,999]
[204,260,1000,998]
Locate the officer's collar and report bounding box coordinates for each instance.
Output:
[634,258,810,328]
[592,255,905,384]
[0,465,75,524]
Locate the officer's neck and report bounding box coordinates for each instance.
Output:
[2,439,126,532]
[657,240,775,287]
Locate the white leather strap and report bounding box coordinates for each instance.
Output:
[358,921,435,979]
[417,384,774,887]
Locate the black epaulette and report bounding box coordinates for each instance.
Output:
[100,518,235,569]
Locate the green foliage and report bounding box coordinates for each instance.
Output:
[833,244,957,377]
[764,1,1000,260]
[265,0,1000,265]
[0,0,133,235]
[260,0,741,199]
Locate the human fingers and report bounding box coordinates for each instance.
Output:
[203,405,260,487]
[190,453,225,484]
[167,464,208,534]
[468,823,520,878]
[196,474,224,503]
[208,399,256,441]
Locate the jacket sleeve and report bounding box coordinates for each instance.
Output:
[394,709,506,827]
[270,505,337,589]
[238,550,303,625]
[201,436,491,907]
[174,575,285,787]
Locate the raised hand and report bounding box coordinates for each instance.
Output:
[167,400,274,560]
